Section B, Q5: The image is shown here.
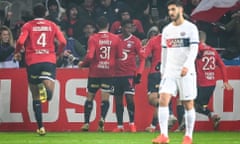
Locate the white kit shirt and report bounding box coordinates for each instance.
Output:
[161,20,199,78]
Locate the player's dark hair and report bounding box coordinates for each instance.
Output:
[167,0,183,7]
[96,16,109,29]
[33,3,46,18]
[120,19,133,27]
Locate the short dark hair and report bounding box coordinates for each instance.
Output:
[96,16,109,29]
[33,3,46,18]
[167,0,183,7]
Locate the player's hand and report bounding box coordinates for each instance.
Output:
[133,73,141,84]
[78,61,83,68]
[223,82,233,91]
[14,53,22,61]
[180,67,188,77]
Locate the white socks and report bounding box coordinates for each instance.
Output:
[185,108,196,139]
[158,106,169,137]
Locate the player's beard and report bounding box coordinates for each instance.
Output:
[170,13,180,22]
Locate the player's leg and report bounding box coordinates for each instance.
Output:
[182,100,195,144]
[125,76,137,132]
[146,92,159,132]
[179,73,197,144]
[113,94,124,132]
[195,86,215,117]
[195,86,220,129]
[152,77,176,144]
[98,78,114,131]
[112,77,124,132]
[168,100,177,130]
[81,78,98,131]
[175,100,185,132]
[126,94,136,132]
[38,62,57,102]
[27,64,45,136]
[146,73,160,132]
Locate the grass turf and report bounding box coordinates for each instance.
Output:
[0,131,239,144]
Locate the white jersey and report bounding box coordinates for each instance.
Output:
[161,20,199,78]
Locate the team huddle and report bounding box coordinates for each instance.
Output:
[14,1,232,144]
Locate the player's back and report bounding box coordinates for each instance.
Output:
[23,18,59,65]
[196,43,219,86]
[87,31,121,77]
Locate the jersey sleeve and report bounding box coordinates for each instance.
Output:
[183,24,199,69]
[16,24,29,52]
[160,28,167,74]
[215,49,228,83]
[135,38,145,74]
[55,24,66,54]
[81,35,96,66]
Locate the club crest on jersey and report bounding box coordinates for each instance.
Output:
[127,41,134,48]
[180,32,186,36]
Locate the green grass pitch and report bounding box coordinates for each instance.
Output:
[0,131,239,144]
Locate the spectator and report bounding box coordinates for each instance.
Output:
[78,0,97,23]
[57,37,86,68]
[110,8,145,39]
[0,25,19,68]
[78,21,97,48]
[45,0,65,25]
[122,0,153,32]
[61,3,83,39]
[221,10,240,59]
[95,0,129,26]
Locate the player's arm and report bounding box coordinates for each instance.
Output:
[136,38,146,74]
[182,26,199,75]
[79,36,95,67]
[15,25,28,53]
[134,38,146,84]
[215,49,233,90]
[55,25,67,55]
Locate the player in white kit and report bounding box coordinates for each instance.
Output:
[152,1,199,144]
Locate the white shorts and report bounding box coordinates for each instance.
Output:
[159,73,197,100]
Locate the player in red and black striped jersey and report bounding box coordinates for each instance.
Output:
[15,3,66,136]
[79,16,122,132]
[112,19,145,132]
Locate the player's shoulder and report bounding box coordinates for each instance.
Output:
[184,20,198,29]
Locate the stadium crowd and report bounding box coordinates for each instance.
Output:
[0,0,239,68]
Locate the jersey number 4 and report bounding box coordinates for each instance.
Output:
[37,32,47,47]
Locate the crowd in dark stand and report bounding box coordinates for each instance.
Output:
[0,0,239,68]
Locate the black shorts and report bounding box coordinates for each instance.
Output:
[87,77,115,94]
[148,72,161,93]
[26,62,56,84]
[195,85,215,105]
[114,76,135,96]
